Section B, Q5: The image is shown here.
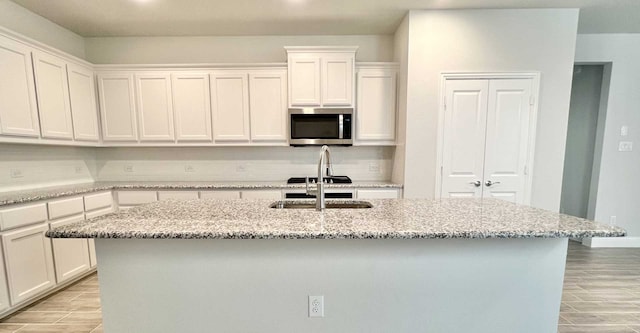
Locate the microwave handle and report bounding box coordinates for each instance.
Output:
[338,114,344,139]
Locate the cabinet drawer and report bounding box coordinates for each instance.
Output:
[85,206,114,219]
[0,203,48,231]
[356,189,400,199]
[200,191,241,199]
[48,196,84,220]
[84,191,113,211]
[117,191,158,206]
[158,191,199,201]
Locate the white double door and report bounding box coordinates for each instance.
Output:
[440,78,535,204]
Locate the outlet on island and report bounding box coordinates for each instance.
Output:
[308,295,324,318]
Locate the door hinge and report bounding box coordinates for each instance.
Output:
[524,165,528,175]
[529,95,535,106]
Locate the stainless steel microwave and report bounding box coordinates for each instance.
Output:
[289,108,353,146]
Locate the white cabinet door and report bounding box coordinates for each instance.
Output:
[0,251,9,313]
[210,72,250,142]
[135,73,175,142]
[32,51,73,140]
[440,78,535,204]
[482,79,533,204]
[2,223,55,306]
[67,63,99,141]
[321,55,354,106]
[356,68,396,143]
[0,36,40,137]
[288,55,321,107]
[50,214,90,284]
[249,71,287,142]
[171,73,212,142]
[97,73,138,141]
[440,80,488,199]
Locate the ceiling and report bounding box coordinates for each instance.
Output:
[10,0,640,37]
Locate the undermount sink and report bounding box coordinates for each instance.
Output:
[269,200,373,209]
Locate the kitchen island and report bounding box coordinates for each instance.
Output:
[48,198,624,333]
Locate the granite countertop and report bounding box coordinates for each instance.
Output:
[46,198,626,240]
[0,181,403,207]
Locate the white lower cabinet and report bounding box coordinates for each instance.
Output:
[0,252,10,313]
[1,223,55,306]
[50,214,90,284]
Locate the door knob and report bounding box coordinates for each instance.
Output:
[485,180,501,187]
[469,181,481,187]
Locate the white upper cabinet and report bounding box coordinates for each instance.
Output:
[210,72,250,142]
[135,73,175,142]
[286,47,357,108]
[249,71,288,142]
[32,51,74,140]
[288,56,321,106]
[355,66,397,144]
[0,36,40,137]
[171,73,212,142]
[321,55,354,106]
[67,63,99,141]
[98,73,138,142]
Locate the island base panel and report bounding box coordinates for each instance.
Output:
[96,238,568,333]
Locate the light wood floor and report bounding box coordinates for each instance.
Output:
[0,240,638,332]
[0,274,102,333]
[559,241,640,332]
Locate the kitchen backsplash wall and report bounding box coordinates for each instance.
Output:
[0,144,97,192]
[96,146,394,182]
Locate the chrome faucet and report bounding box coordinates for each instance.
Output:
[306,145,334,210]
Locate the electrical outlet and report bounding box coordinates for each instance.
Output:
[10,169,23,178]
[610,216,617,225]
[369,163,380,173]
[618,141,633,152]
[124,165,134,173]
[621,126,629,137]
[184,165,195,173]
[75,166,83,174]
[308,296,324,317]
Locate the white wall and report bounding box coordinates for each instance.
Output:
[575,34,640,237]
[391,15,409,184]
[85,35,393,64]
[95,146,393,182]
[398,9,579,212]
[0,0,85,58]
[0,144,96,192]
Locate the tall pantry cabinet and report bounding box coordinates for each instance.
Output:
[439,75,538,204]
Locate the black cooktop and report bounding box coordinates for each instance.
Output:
[287,176,352,184]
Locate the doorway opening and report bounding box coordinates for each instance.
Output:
[560,64,612,220]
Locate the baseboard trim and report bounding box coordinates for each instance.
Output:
[582,237,640,248]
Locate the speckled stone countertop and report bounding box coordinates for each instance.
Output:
[46,198,626,240]
[0,181,403,206]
